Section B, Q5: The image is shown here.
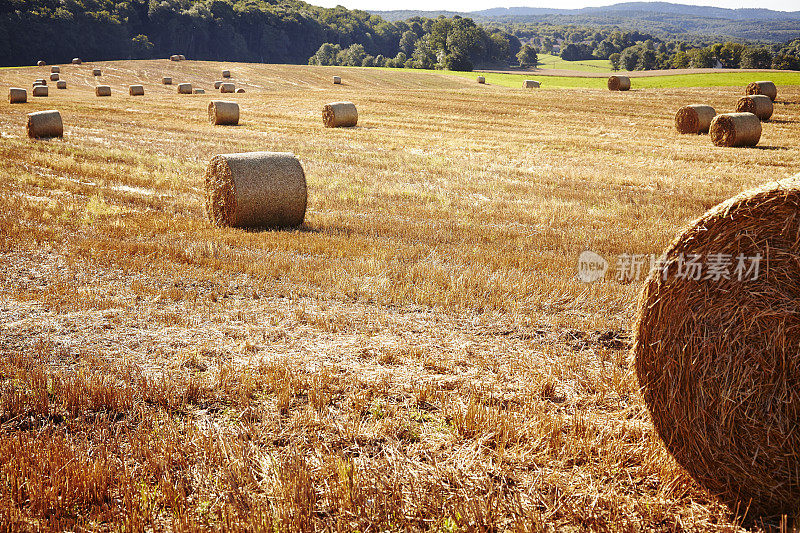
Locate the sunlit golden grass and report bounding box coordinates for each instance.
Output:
[1,59,799,530]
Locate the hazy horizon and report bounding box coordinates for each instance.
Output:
[309,0,799,13]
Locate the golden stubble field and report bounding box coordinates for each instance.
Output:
[1,59,799,530]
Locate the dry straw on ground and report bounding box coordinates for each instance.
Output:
[746,80,777,102]
[208,101,239,125]
[129,85,144,96]
[736,94,773,121]
[162,77,172,85]
[674,104,716,134]
[26,109,63,138]
[32,85,47,97]
[220,83,235,93]
[204,151,307,228]
[50,66,59,73]
[71,57,81,64]
[177,83,192,94]
[222,70,231,78]
[634,175,800,520]
[95,85,111,97]
[709,112,761,147]
[56,80,66,89]
[49,73,59,81]
[92,69,101,76]
[322,101,358,127]
[8,87,26,103]
[523,80,540,88]
[477,76,485,84]
[608,75,631,91]
[333,76,341,84]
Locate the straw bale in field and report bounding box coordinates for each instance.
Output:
[333,76,341,84]
[92,69,101,76]
[162,77,172,85]
[208,100,239,125]
[674,105,716,134]
[72,58,81,65]
[56,80,66,89]
[177,83,192,94]
[129,85,144,96]
[236,88,245,93]
[477,76,485,84]
[34,79,46,86]
[95,85,111,97]
[204,152,306,228]
[222,70,231,78]
[322,101,357,128]
[51,66,59,73]
[50,73,59,81]
[194,89,205,94]
[37,60,46,66]
[709,112,761,147]
[27,110,62,138]
[522,80,539,88]
[9,88,27,104]
[220,83,235,93]
[32,85,48,97]
[634,174,800,519]
[736,95,773,121]
[745,81,777,102]
[608,75,630,91]
[214,80,223,89]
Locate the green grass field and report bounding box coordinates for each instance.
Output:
[536,53,613,72]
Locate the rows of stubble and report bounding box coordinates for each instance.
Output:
[0,61,799,529]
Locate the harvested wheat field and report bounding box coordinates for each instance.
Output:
[1,59,799,530]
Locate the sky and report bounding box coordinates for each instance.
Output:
[309,0,799,12]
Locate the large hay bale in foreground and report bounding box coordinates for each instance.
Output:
[92,68,101,76]
[177,83,192,94]
[208,100,239,125]
[322,102,357,128]
[477,76,485,84]
[608,75,631,91]
[634,175,800,519]
[674,104,716,134]
[95,85,111,97]
[204,152,306,228]
[32,85,48,97]
[222,70,231,78]
[333,76,341,84]
[27,110,62,138]
[9,88,27,104]
[522,79,540,88]
[162,77,172,85]
[709,112,761,147]
[51,66,59,73]
[50,73,59,81]
[129,85,144,96]
[736,95,773,121]
[746,80,777,102]
[72,58,81,65]
[220,83,235,93]
[56,80,66,89]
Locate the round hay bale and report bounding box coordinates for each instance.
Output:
[170,55,180,61]
[50,73,59,81]
[608,75,631,91]
[477,76,485,84]
[235,88,245,93]
[95,85,111,97]
[34,79,46,86]
[522,79,540,88]
[736,95,773,121]
[204,152,306,228]
[709,112,761,147]
[745,81,777,102]
[72,58,81,65]
[56,80,66,89]
[92,69,101,76]
[32,85,48,97]
[177,83,192,94]
[674,104,716,134]
[333,76,341,84]
[222,70,231,78]
[162,77,172,85]
[634,175,800,519]
[37,60,46,66]
[178,55,185,61]
[322,101,358,128]
[9,88,27,104]
[208,100,239,126]
[193,88,205,94]
[26,110,62,138]
[214,80,224,89]
[220,83,235,93]
[129,85,144,96]
[50,66,59,74]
